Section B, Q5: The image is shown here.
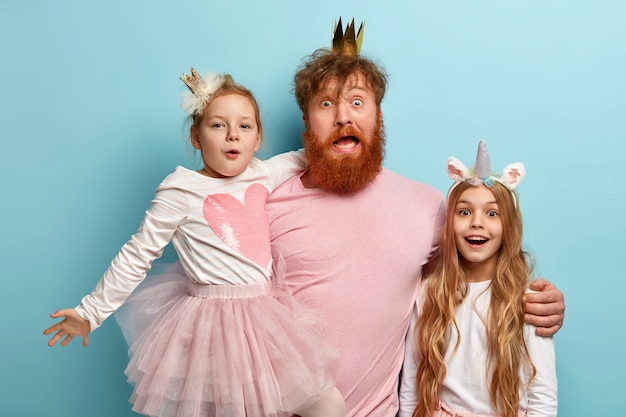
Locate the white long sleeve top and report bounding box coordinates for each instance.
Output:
[399,280,558,417]
[75,151,306,331]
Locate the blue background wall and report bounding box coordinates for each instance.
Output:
[2,1,624,415]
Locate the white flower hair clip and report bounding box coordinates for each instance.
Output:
[447,139,526,193]
[180,67,225,116]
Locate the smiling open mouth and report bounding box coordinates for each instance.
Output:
[466,237,488,245]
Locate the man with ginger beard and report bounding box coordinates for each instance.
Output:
[301,101,385,194]
[265,25,565,417]
[302,120,384,194]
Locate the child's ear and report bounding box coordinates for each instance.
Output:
[190,127,201,149]
[254,133,261,151]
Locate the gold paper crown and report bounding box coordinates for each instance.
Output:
[332,17,364,55]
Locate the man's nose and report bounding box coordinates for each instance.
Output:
[334,102,352,126]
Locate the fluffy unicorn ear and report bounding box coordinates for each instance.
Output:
[501,162,526,190]
[447,157,469,182]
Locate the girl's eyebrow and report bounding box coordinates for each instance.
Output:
[207,114,255,121]
[455,199,498,205]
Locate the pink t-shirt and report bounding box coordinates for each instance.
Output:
[267,168,445,417]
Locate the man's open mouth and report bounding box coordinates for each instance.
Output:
[333,136,359,150]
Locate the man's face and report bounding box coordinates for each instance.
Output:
[305,72,379,157]
[302,72,385,194]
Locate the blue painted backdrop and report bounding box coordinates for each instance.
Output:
[2,1,624,415]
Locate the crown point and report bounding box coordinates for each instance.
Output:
[331,17,364,55]
[180,67,203,94]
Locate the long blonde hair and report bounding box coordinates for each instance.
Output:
[412,181,536,417]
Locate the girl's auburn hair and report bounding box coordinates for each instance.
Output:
[412,181,537,417]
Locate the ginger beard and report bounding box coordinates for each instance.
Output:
[302,118,385,194]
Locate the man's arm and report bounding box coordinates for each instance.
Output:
[525,279,565,337]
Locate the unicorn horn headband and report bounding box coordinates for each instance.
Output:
[179,67,225,116]
[447,140,526,203]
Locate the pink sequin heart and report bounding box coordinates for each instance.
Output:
[203,183,271,267]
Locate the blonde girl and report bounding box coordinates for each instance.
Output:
[400,140,557,417]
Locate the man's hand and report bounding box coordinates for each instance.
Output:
[43,309,90,347]
[525,279,565,337]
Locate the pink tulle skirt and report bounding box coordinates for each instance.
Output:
[433,400,528,417]
[114,264,337,417]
